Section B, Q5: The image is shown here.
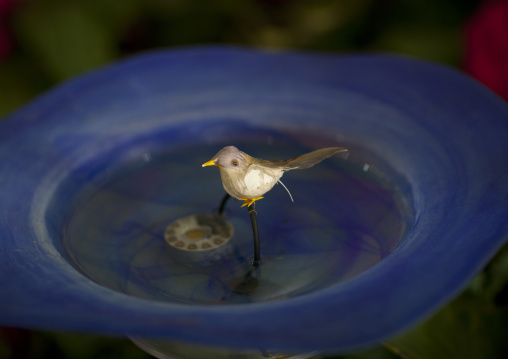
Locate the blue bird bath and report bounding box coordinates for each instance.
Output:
[1,47,508,357]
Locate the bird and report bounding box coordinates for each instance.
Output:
[202,146,348,208]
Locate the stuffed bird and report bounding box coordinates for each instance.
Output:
[202,146,348,207]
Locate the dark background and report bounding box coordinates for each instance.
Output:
[1,0,507,358]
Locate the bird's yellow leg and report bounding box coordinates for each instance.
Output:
[241,197,264,208]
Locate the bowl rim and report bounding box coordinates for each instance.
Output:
[1,46,508,352]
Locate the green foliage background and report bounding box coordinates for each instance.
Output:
[1,0,507,358]
[0,0,482,118]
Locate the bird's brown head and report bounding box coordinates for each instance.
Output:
[202,146,249,170]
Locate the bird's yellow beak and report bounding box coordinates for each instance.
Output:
[202,159,218,167]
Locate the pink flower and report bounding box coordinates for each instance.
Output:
[464,0,508,101]
[0,0,16,61]
[0,0,15,12]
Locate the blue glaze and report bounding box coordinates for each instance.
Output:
[1,47,508,353]
[58,134,405,305]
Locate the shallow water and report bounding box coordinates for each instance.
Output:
[60,141,410,305]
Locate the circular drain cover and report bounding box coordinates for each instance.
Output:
[164,214,234,266]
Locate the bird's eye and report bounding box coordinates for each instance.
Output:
[231,160,239,166]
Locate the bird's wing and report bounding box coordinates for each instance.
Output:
[260,147,348,171]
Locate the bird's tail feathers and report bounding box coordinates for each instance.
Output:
[283,147,348,171]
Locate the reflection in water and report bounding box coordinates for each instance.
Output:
[60,143,410,305]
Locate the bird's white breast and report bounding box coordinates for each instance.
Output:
[241,166,282,197]
[219,164,283,200]
[244,169,273,188]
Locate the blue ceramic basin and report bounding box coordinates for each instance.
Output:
[1,47,507,354]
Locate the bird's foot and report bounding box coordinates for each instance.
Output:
[241,197,263,208]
